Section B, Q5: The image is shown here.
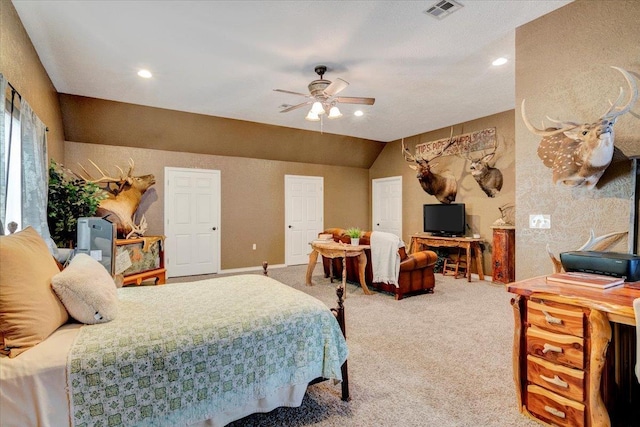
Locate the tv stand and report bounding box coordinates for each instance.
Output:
[410,233,484,282]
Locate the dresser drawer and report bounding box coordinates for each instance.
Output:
[526,355,584,401]
[527,384,585,427]
[527,299,584,337]
[526,326,584,369]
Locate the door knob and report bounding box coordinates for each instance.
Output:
[288,225,292,228]
[212,227,217,231]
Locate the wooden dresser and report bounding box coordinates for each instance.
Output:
[508,276,639,427]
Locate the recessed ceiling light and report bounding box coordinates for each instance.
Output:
[492,57,508,66]
[354,110,364,117]
[137,69,153,78]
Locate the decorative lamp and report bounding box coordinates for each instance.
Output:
[305,111,320,121]
[310,101,325,115]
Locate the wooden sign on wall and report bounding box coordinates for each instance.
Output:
[415,127,496,159]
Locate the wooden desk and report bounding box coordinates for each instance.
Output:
[306,241,372,295]
[410,234,484,282]
[508,276,639,427]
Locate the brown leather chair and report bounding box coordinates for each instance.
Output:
[320,228,438,300]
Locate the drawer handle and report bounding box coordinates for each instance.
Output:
[542,310,563,325]
[540,374,569,388]
[544,405,566,419]
[542,343,563,354]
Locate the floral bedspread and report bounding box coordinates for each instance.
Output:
[67,275,348,427]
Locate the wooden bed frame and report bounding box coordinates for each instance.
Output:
[263,262,350,401]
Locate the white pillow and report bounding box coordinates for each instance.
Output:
[51,253,118,324]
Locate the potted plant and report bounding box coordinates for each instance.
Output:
[344,227,363,246]
[47,160,107,248]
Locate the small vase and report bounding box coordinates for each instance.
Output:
[350,237,360,246]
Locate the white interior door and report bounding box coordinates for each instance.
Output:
[285,175,323,265]
[164,167,220,278]
[372,176,402,238]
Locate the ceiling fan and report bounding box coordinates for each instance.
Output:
[274,65,375,121]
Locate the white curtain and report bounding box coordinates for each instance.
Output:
[0,74,7,234]
[20,100,56,251]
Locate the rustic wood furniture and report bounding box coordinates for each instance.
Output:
[491,225,515,284]
[306,240,372,295]
[115,237,166,286]
[508,276,639,427]
[410,233,484,282]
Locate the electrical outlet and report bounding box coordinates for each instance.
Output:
[252,243,257,250]
[529,214,550,229]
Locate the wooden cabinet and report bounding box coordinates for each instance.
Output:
[521,298,590,427]
[115,237,166,286]
[491,226,515,284]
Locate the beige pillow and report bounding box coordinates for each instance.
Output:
[0,227,69,358]
[51,253,118,324]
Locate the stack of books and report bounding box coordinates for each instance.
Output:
[546,272,624,289]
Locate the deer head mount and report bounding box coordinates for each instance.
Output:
[401,131,457,204]
[75,159,155,238]
[461,136,503,198]
[521,66,638,190]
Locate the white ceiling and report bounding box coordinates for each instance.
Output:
[13,0,572,143]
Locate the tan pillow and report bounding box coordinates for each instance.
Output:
[0,227,69,357]
[51,253,118,324]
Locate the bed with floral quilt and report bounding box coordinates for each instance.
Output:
[0,228,348,427]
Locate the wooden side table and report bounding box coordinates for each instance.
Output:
[305,241,372,295]
[115,237,166,286]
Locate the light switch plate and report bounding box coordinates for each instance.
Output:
[529,214,550,229]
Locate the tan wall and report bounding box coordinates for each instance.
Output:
[515,0,640,280]
[64,141,369,270]
[370,110,516,276]
[0,0,65,161]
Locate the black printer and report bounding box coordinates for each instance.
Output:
[560,251,640,282]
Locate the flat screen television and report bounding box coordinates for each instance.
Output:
[423,203,466,237]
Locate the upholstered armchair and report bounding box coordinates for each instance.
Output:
[320,228,438,300]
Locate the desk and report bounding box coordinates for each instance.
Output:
[410,234,484,282]
[306,241,372,295]
[508,276,639,427]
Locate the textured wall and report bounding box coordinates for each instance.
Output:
[370,110,516,276]
[515,0,640,280]
[64,141,370,270]
[0,0,65,161]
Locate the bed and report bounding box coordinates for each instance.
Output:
[0,228,349,427]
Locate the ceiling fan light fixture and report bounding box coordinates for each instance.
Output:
[328,106,342,119]
[311,101,325,115]
[305,111,320,121]
[354,110,364,117]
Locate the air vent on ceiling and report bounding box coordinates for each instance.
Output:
[423,0,463,20]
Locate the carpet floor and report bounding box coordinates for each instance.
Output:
[169,265,538,427]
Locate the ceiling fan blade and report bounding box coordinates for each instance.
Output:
[279,101,312,113]
[335,96,375,105]
[273,89,311,97]
[323,78,349,97]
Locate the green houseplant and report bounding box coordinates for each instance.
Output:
[344,227,363,246]
[47,160,107,248]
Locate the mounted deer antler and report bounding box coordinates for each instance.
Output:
[402,128,457,204]
[75,159,155,238]
[462,136,503,197]
[521,66,638,189]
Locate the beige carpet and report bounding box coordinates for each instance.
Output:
[169,265,539,427]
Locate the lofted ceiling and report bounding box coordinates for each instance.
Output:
[12,0,572,143]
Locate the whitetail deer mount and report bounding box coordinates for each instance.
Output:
[402,131,457,204]
[75,159,155,239]
[521,66,638,190]
[462,137,503,198]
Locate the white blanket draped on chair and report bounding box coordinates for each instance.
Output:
[370,231,404,286]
